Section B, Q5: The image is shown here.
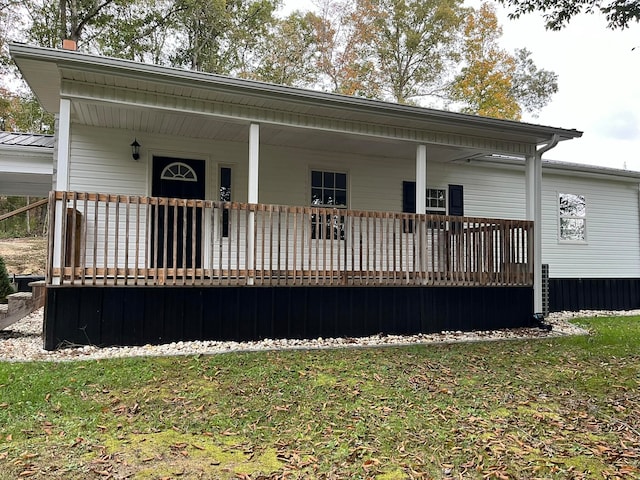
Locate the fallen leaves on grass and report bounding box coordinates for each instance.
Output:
[1,318,639,478]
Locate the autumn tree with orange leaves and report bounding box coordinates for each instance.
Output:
[309,0,381,97]
[311,0,467,104]
[449,2,557,120]
[310,0,557,118]
[1,0,558,124]
[370,0,467,104]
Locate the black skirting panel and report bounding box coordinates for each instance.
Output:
[549,278,640,313]
[43,286,533,350]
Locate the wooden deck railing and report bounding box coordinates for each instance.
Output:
[47,191,534,287]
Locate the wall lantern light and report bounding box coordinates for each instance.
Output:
[130,138,141,160]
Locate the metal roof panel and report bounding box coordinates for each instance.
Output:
[0,132,55,148]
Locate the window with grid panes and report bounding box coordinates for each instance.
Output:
[426,188,446,214]
[311,170,347,239]
[311,171,347,207]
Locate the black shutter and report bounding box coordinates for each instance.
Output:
[448,184,464,216]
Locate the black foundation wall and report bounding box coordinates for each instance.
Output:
[549,278,640,312]
[44,286,533,350]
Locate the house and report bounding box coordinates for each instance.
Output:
[7,42,615,350]
[5,136,636,318]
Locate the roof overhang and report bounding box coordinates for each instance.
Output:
[10,43,582,159]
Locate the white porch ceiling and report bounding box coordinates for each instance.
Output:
[71,101,476,162]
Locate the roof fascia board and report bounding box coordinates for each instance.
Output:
[10,43,583,143]
[0,144,54,156]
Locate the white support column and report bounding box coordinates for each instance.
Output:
[247,123,260,285]
[52,98,72,284]
[56,98,71,191]
[416,145,427,214]
[248,123,260,203]
[416,145,427,282]
[526,154,543,313]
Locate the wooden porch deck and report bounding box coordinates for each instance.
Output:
[47,191,534,288]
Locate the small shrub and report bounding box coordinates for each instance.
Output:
[0,255,14,302]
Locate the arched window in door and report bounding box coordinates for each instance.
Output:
[160,162,198,182]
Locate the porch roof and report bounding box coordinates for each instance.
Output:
[10,43,582,160]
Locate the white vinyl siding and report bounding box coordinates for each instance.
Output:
[68,124,249,200]
[66,123,640,280]
[542,173,640,278]
[258,147,528,220]
[66,124,531,267]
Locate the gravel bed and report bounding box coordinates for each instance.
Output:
[1,307,623,363]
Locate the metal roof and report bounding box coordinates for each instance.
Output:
[543,159,640,181]
[0,132,55,149]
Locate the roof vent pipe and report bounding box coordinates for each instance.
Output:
[62,39,77,51]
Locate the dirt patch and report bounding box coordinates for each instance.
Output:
[0,237,47,275]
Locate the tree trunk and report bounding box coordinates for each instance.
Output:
[59,0,67,42]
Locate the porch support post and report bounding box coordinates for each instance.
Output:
[51,98,72,285]
[56,98,71,191]
[415,145,427,214]
[248,123,260,204]
[247,123,260,285]
[416,145,427,282]
[526,153,543,313]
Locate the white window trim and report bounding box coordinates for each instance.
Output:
[558,192,587,244]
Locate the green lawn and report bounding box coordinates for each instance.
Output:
[1,316,639,479]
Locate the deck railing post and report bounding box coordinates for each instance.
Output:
[46,191,57,285]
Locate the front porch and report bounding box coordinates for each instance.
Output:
[43,191,535,349]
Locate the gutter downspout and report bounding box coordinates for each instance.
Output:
[537,134,560,158]
[531,134,560,315]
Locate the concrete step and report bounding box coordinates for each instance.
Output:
[0,290,39,331]
[8,291,32,310]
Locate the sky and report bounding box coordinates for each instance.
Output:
[281,0,640,171]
